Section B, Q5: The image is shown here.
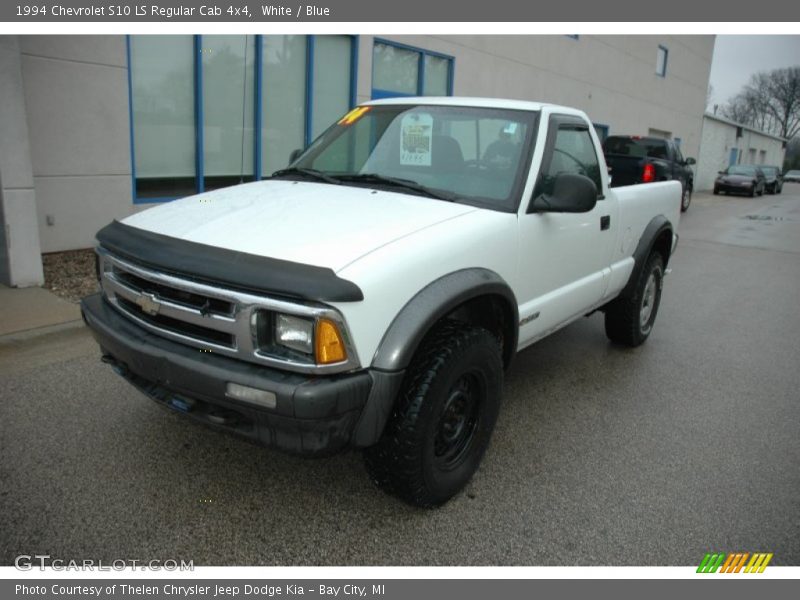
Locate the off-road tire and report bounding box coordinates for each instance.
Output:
[364,322,503,507]
[605,253,664,347]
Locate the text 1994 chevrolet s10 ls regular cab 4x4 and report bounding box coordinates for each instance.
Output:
[81,97,681,507]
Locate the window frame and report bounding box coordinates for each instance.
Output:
[528,114,604,213]
[371,38,454,100]
[127,34,359,204]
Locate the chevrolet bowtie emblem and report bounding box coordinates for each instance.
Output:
[135,292,161,316]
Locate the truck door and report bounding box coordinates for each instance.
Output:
[515,114,617,347]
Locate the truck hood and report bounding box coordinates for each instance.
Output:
[122,180,478,272]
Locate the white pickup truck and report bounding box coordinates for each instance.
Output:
[81,97,680,507]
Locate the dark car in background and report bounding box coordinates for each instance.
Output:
[755,165,783,194]
[602,135,695,212]
[713,165,766,197]
[784,170,800,183]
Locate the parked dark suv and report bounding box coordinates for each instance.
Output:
[603,136,695,212]
[713,165,766,197]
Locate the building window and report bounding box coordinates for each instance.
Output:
[261,35,308,178]
[371,39,453,99]
[127,34,357,203]
[311,36,357,140]
[656,45,668,77]
[202,35,256,191]
[129,35,196,200]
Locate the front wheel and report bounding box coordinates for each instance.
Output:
[364,322,503,507]
[605,253,665,347]
[681,185,692,212]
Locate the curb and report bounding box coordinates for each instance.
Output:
[0,318,86,344]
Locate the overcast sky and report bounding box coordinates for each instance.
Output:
[708,35,800,110]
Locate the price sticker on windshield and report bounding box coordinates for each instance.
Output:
[400,113,434,167]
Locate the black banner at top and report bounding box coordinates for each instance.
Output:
[2,0,800,22]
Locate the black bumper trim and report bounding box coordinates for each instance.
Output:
[97,220,364,302]
[81,293,372,455]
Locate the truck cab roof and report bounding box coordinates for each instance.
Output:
[365,96,585,117]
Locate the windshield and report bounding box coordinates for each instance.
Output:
[282,104,538,211]
[728,166,758,176]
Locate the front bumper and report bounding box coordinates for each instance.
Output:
[81,293,375,455]
[715,182,754,195]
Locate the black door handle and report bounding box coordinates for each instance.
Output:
[600,215,611,231]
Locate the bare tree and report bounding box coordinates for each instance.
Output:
[722,66,800,139]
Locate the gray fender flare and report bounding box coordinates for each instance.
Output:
[351,268,518,447]
[620,215,673,298]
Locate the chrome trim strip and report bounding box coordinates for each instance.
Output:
[97,247,361,374]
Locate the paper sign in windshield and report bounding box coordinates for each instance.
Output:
[400,113,433,167]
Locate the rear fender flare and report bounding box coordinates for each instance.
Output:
[620,215,673,298]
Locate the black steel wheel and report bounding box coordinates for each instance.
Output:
[364,321,503,507]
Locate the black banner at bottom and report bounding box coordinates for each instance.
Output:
[3,579,797,600]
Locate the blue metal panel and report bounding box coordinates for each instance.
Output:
[417,51,426,95]
[447,56,454,96]
[134,196,183,204]
[371,88,414,100]
[305,35,315,147]
[254,35,264,180]
[126,35,138,205]
[194,35,204,193]
[350,35,359,108]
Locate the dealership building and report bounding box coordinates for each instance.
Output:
[0,34,715,287]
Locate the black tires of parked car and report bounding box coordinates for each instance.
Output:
[681,185,692,212]
[364,321,503,507]
[605,252,664,347]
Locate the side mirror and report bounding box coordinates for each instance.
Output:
[718,170,726,175]
[288,148,303,164]
[531,173,598,213]
[685,157,696,165]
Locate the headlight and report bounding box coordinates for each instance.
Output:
[275,314,314,354]
[253,310,349,366]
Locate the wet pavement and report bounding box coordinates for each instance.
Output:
[2,188,799,566]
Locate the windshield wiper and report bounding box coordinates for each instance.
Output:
[268,167,342,185]
[334,173,456,201]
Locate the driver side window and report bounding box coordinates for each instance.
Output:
[540,124,602,196]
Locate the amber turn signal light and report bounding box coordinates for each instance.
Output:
[315,319,347,364]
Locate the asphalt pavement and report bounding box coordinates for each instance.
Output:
[1,187,799,566]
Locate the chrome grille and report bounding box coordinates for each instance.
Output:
[96,247,360,374]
